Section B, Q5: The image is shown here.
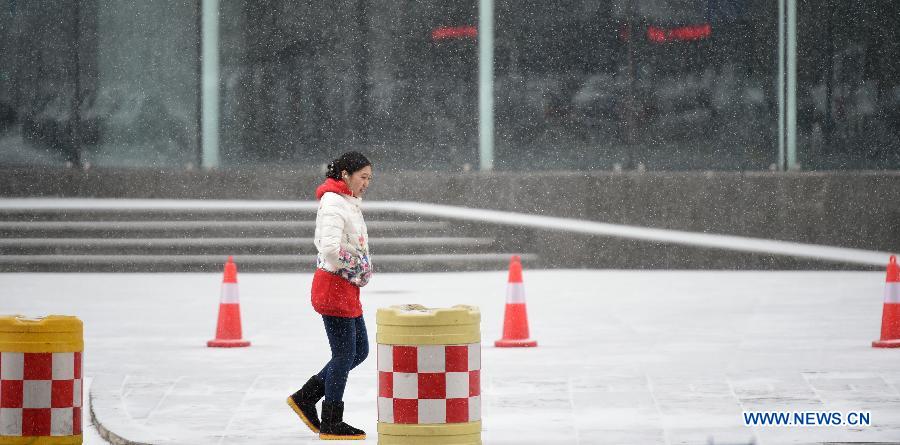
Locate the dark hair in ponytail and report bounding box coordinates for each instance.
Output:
[326,151,372,180]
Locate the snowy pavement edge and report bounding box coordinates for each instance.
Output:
[90,375,159,445]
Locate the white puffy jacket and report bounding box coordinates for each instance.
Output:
[314,188,372,287]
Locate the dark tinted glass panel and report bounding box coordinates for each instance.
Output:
[493,0,776,170]
[0,0,199,168]
[220,0,479,170]
[797,0,900,169]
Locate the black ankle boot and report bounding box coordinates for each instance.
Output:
[319,400,365,440]
[287,375,325,433]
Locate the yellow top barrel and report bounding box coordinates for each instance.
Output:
[376,305,481,445]
[0,315,84,445]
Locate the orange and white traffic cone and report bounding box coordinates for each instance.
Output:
[873,255,900,348]
[495,255,537,347]
[208,256,251,348]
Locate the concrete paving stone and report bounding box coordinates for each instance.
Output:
[577,428,667,445]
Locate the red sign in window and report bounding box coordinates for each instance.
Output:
[432,26,478,41]
[647,24,712,43]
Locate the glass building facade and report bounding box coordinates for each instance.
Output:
[0,0,897,171]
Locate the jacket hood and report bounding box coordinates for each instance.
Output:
[315,178,353,200]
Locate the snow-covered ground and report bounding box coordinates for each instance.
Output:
[3,270,899,444]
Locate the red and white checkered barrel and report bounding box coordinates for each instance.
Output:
[376,305,481,445]
[0,315,83,445]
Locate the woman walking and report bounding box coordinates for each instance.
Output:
[287,151,373,440]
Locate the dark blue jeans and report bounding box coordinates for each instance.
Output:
[316,315,369,402]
